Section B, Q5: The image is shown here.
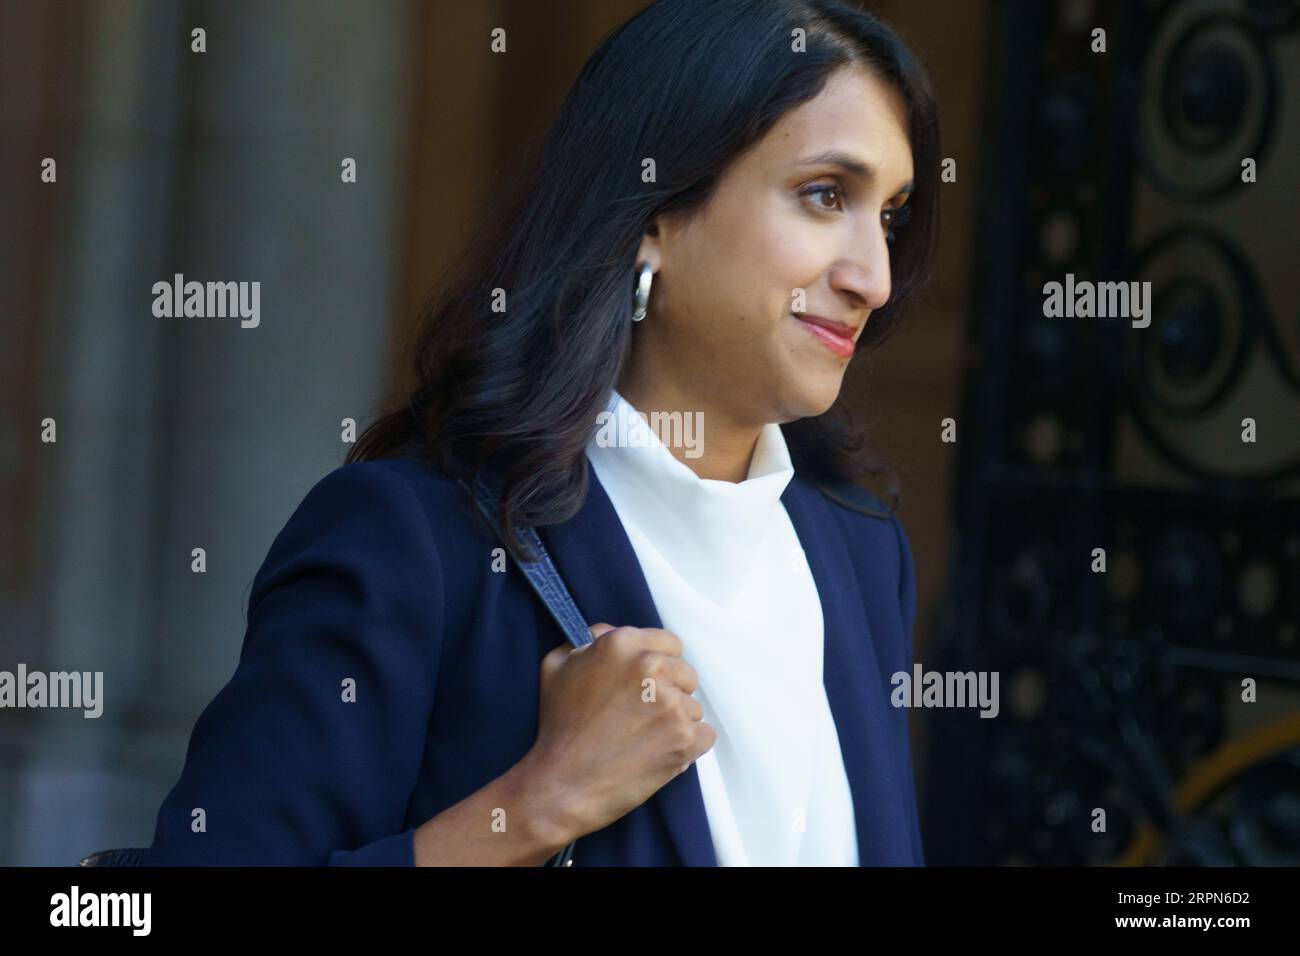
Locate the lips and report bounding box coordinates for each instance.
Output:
[792,312,859,358]
[796,314,858,338]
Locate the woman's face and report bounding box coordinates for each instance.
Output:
[629,64,915,428]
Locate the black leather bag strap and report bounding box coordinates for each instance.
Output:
[463,469,590,867]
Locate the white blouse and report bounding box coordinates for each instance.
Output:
[585,389,858,866]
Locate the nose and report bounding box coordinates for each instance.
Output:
[829,219,892,314]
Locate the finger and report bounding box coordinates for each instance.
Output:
[661,658,699,695]
[636,628,684,658]
[540,643,567,674]
[676,690,704,721]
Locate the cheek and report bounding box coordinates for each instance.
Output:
[666,197,829,346]
[734,204,831,310]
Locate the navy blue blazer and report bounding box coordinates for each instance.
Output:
[148,451,925,866]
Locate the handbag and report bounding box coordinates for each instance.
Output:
[461,468,593,867]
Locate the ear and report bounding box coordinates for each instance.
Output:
[635,221,663,272]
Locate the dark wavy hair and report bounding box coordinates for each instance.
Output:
[349,0,941,560]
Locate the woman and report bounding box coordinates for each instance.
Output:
[148,0,939,866]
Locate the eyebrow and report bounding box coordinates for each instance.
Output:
[796,150,914,197]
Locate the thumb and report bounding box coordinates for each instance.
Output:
[570,622,616,656]
[541,624,612,674]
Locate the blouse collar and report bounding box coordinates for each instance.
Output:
[585,389,795,602]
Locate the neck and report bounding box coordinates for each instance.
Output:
[616,374,762,484]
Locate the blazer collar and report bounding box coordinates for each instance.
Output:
[537,462,878,866]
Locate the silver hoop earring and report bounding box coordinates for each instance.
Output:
[631,262,653,322]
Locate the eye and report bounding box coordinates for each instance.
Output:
[800,182,844,213]
[883,202,912,244]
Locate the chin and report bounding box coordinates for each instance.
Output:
[780,378,842,421]
[774,343,851,418]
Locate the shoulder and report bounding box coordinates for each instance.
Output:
[808,477,915,618]
[812,477,908,555]
[814,476,895,519]
[297,454,466,518]
[274,455,474,550]
[252,455,477,604]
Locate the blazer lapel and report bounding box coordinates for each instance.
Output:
[780,475,882,866]
[538,466,886,867]
[537,468,718,867]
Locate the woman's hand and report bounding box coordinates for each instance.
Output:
[525,623,716,843]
